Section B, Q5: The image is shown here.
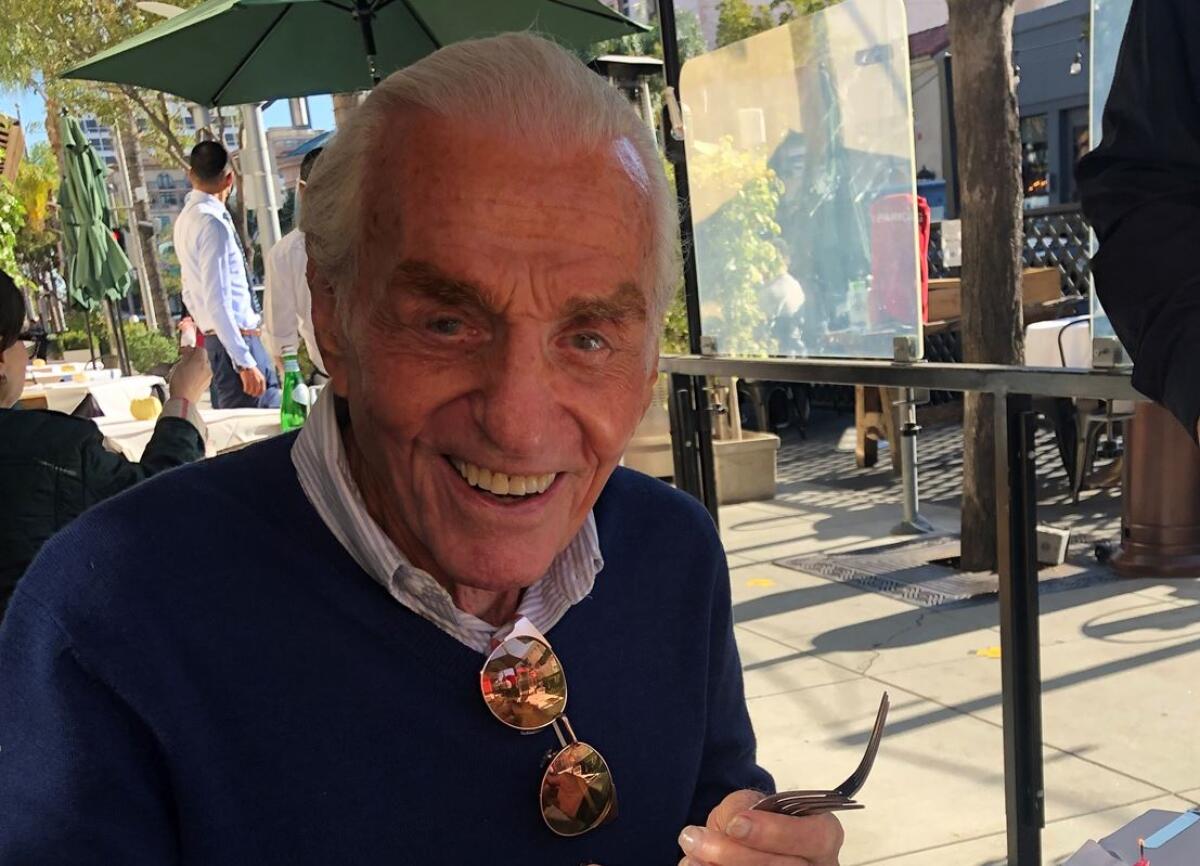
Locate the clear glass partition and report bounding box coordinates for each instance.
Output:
[679,0,919,358]
[1089,0,1134,340]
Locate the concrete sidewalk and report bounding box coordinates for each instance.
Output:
[724,417,1199,865]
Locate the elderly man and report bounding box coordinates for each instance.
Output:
[0,35,844,865]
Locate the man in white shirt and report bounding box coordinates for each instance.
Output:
[263,147,325,375]
[174,141,281,409]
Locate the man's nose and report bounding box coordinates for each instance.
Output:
[476,328,556,456]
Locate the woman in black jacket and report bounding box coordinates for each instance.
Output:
[0,270,212,608]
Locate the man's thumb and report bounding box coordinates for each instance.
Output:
[707,789,764,832]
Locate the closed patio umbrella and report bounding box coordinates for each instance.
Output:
[58,114,133,374]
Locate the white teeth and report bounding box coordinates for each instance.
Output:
[451,458,556,498]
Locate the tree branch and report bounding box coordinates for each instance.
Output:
[118,86,188,168]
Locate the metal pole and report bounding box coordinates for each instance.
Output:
[111,125,156,332]
[238,103,282,258]
[995,392,1045,866]
[659,0,720,524]
[639,78,657,143]
[893,389,935,534]
[942,52,961,219]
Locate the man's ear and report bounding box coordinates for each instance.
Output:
[307,259,351,398]
[221,171,235,193]
[641,348,660,416]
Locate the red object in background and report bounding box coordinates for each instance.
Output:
[179,317,204,349]
[869,194,931,327]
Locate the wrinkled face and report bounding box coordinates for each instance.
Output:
[312,114,660,593]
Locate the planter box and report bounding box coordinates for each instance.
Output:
[61,349,98,364]
[623,376,780,504]
[623,378,674,479]
[927,267,1063,323]
[714,431,780,505]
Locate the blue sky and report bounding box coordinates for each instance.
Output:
[1,87,337,144]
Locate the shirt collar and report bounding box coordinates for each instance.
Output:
[184,189,227,213]
[291,392,603,653]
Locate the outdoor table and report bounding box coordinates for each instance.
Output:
[20,374,167,417]
[24,360,106,380]
[95,408,282,460]
[26,366,121,386]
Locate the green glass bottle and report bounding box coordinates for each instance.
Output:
[280,349,309,431]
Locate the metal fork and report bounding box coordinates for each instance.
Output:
[753,692,889,819]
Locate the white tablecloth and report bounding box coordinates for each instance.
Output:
[26,366,120,386]
[22,375,167,417]
[25,360,105,379]
[1025,315,1091,369]
[95,408,282,460]
[1025,316,1134,413]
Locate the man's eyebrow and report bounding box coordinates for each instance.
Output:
[562,282,647,324]
[390,260,495,311]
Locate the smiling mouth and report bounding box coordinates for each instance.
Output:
[446,457,557,499]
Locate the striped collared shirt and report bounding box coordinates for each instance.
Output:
[291,392,603,653]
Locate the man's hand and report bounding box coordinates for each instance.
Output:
[167,346,212,404]
[677,790,844,866]
[239,365,266,398]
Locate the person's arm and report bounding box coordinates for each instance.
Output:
[262,238,300,369]
[83,412,205,504]
[1078,0,1200,437]
[195,216,256,370]
[0,594,179,862]
[83,347,211,502]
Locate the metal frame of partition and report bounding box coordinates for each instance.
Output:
[661,355,1143,866]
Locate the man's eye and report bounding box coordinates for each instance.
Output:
[427,318,463,336]
[570,333,607,353]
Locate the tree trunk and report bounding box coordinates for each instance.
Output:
[41,267,65,332]
[332,92,366,128]
[947,0,1025,572]
[118,111,174,336]
[45,95,71,334]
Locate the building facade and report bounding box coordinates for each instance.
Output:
[0,114,25,182]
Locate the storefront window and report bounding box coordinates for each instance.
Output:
[1021,114,1050,208]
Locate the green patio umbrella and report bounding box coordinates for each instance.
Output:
[62,0,645,105]
[58,114,133,371]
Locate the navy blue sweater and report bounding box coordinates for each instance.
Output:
[0,434,771,864]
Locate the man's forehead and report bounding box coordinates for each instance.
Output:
[368,112,653,218]
[385,259,648,321]
[358,112,657,301]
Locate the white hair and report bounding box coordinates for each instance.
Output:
[299,31,679,327]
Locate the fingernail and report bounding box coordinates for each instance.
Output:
[726,814,752,839]
[678,825,703,854]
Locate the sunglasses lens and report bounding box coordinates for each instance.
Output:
[540,742,616,837]
[480,636,566,731]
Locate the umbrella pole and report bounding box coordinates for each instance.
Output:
[107,298,131,376]
[354,0,382,86]
[83,308,98,369]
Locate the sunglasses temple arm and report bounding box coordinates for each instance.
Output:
[553,714,579,748]
[552,718,568,749]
